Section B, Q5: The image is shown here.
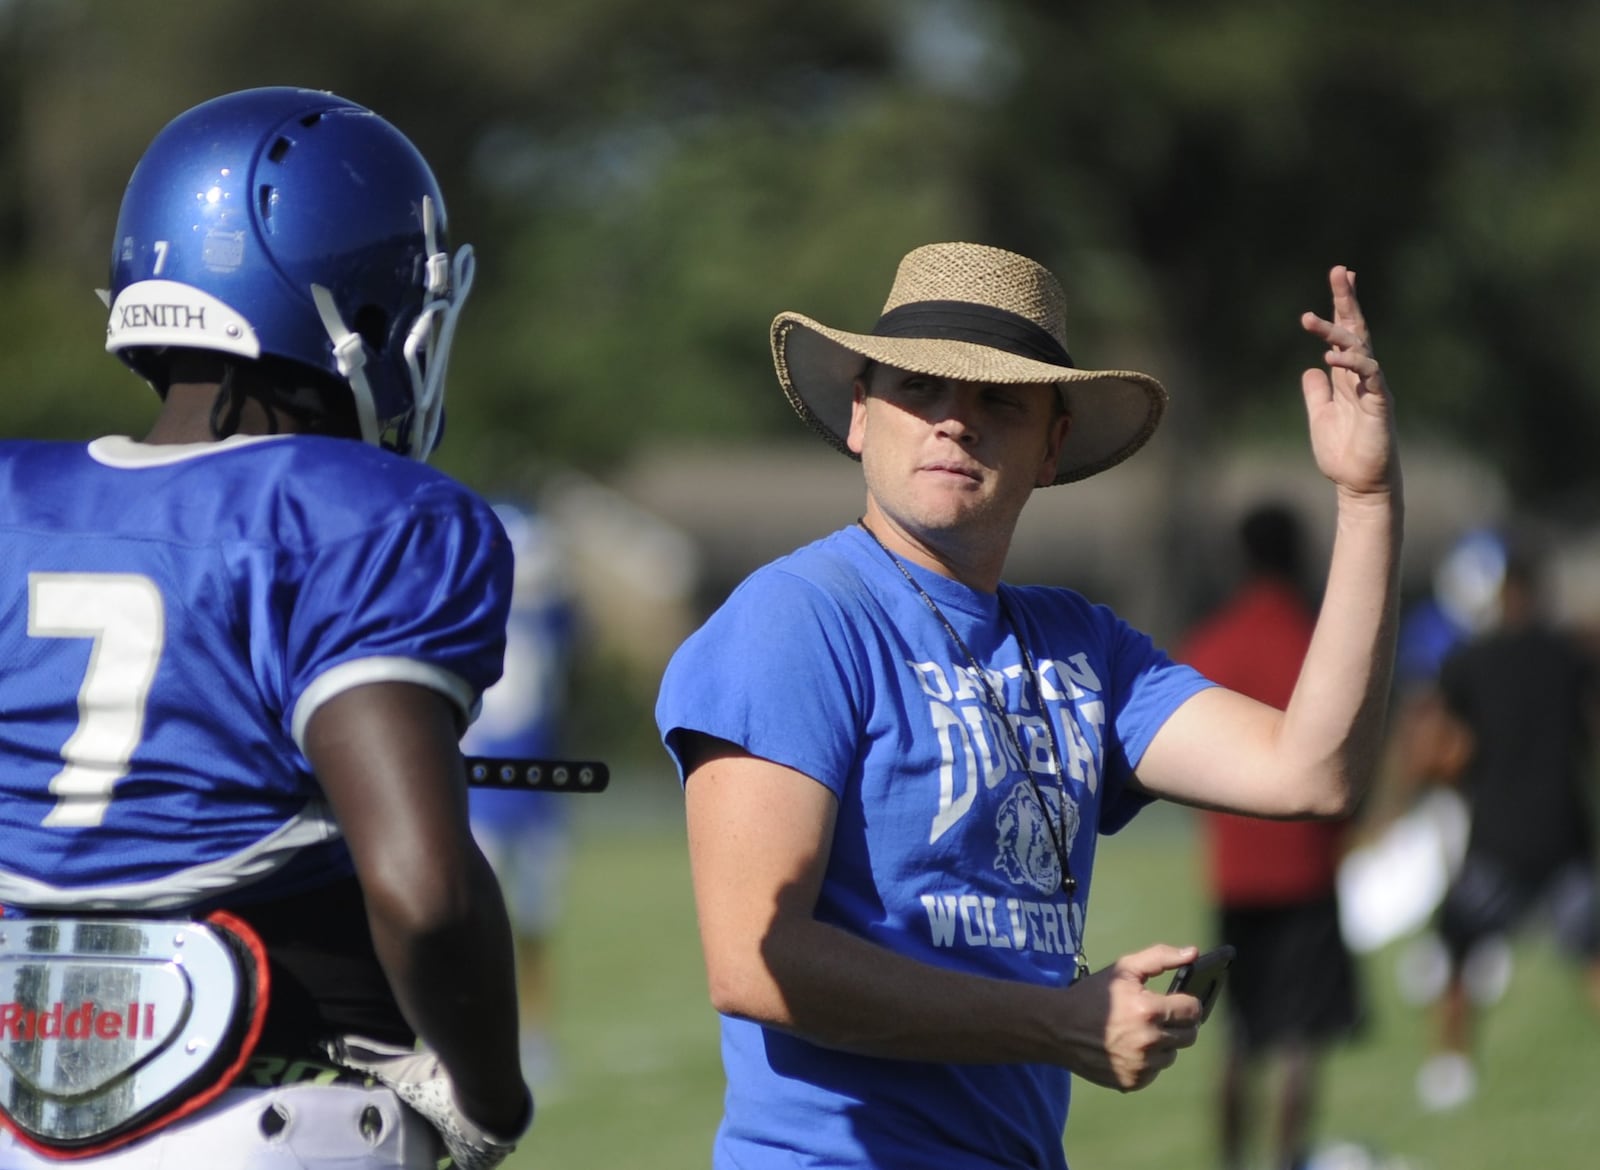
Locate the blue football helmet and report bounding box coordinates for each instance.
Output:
[103,86,474,461]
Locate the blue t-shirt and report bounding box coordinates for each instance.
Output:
[0,434,511,913]
[656,525,1211,1170]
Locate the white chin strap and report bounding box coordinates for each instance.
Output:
[310,194,475,462]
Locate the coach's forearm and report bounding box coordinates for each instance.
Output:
[1280,484,1404,814]
[707,911,1092,1067]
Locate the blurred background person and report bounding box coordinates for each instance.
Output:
[1396,530,1513,691]
[460,499,580,1094]
[1178,501,1362,1170]
[1336,530,1507,1008]
[1411,531,1600,1112]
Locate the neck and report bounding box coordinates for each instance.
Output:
[857,502,1007,593]
[141,381,305,446]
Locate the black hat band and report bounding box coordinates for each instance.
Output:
[872,300,1073,368]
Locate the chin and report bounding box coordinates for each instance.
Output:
[906,502,993,537]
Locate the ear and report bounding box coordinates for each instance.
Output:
[845,380,869,456]
[1035,409,1071,488]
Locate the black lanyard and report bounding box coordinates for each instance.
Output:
[856,520,1078,899]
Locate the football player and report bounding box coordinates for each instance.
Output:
[0,88,531,1169]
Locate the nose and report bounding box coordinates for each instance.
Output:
[933,383,982,444]
[935,416,977,446]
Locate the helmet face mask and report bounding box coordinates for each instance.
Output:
[104,87,472,461]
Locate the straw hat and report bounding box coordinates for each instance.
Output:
[770,242,1168,485]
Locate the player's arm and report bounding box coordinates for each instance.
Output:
[1135,267,1402,819]
[304,680,531,1135]
[683,732,1199,1089]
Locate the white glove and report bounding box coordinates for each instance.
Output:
[324,1035,533,1170]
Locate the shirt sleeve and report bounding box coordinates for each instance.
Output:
[656,566,864,795]
[1099,605,1215,833]
[285,495,513,750]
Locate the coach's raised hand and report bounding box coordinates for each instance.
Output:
[1299,265,1399,501]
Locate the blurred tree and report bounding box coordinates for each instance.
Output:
[3,0,1600,518]
[977,0,1600,519]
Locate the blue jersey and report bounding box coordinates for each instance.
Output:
[461,504,575,834]
[0,434,511,913]
[656,526,1210,1170]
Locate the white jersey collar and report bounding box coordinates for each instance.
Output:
[88,433,293,468]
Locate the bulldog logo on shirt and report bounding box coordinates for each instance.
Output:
[993,781,1080,895]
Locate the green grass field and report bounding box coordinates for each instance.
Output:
[510,791,1600,1169]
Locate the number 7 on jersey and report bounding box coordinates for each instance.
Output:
[28,572,165,828]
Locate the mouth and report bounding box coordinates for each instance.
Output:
[921,461,982,483]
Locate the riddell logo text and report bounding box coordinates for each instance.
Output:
[0,1001,157,1042]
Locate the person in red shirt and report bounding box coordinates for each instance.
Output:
[1179,502,1362,1170]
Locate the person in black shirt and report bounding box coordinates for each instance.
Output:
[1415,535,1600,1111]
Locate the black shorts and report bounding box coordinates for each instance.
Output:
[1217,893,1361,1053]
[1437,852,1600,963]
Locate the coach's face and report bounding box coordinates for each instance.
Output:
[847,364,1068,563]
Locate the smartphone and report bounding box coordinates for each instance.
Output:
[1165,944,1235,1023]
